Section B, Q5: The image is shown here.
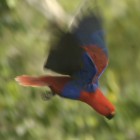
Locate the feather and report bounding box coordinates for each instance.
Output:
[44,11,104,75]
[44,32,84,75]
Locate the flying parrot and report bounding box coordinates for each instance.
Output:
[15,10,115,120]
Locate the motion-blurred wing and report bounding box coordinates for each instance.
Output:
[44,32,84,75]
[44,11,108,76]
[73,12,107,54]
[73,12,108,77]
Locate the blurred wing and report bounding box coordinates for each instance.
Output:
[73,12,109,77]
[44,11,108,76]
[44,32,84,75]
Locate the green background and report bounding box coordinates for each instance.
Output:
[0,0,140,140]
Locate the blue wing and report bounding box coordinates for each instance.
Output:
[73,12,108,55]
[45,11,108,76]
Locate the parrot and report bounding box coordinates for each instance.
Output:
[15,10,115,120]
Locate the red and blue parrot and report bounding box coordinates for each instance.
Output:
[15,11,115,119]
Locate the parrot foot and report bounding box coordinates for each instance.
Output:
[41,91,55,101]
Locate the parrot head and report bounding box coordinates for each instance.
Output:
[80,88,115,120]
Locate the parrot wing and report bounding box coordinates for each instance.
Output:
[73,12,108,79]
[44,10,108,77]
[44,32,84,75]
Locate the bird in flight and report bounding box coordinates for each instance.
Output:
[15,9,115,120]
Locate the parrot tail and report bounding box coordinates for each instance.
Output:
[15,75,47,87]
[15,75,72,93]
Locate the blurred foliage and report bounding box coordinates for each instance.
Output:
[0,0,140,140]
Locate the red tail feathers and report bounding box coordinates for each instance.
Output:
[15,75,47,87]
[15,75,71,93]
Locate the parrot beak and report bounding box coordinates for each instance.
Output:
[106,111,115,120]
